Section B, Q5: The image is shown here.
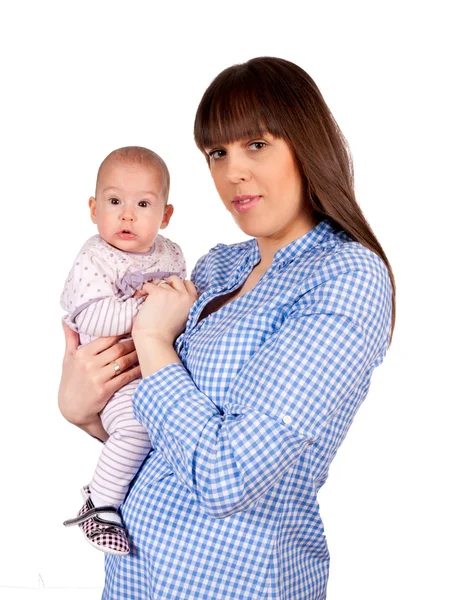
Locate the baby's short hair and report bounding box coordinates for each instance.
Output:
[96,146,170,202]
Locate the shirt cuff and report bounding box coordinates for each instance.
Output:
[133,363,218,448]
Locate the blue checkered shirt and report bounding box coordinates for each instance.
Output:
[103,220,392,599]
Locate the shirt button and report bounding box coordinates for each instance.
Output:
[282,415,293,425]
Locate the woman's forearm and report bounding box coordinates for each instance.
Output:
[134,334,181,378]
[79,417,109,442]
[131,276,197,378]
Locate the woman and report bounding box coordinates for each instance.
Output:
[59,57,395,599]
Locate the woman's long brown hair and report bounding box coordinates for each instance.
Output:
[194,57,395,340]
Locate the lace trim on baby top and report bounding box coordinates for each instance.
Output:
[114,270,179,297]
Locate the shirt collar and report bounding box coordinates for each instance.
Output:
[248,220,337,268]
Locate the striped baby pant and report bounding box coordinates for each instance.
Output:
[90,379,151,507]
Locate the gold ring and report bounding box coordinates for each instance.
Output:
[157,280,170,287]
[111,361,121,374]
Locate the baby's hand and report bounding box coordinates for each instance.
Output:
[134,277,170,299]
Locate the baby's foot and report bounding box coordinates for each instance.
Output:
[63,487,130,555]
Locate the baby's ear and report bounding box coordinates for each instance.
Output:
[88,197,97,224]
[160,204,174,229]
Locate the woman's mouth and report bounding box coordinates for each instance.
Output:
[232,195,261,213]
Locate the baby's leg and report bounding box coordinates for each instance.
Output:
[90,379,152,508]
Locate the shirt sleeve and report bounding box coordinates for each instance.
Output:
[73,295,145,336]
[189,248,216,294]
[133,259,392,519]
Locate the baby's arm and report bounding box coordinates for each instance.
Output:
[73,295,145,337]
[61,243,149,338]
[61,237,186,339]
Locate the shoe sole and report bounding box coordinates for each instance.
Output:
[82,533,130,556]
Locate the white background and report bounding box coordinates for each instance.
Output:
[1,0,462,598]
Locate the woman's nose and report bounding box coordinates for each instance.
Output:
[225,152,251,184]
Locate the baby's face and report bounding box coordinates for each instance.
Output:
[89,160,172,253]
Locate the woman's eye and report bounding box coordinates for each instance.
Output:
[139,201,149,208]
[249,142,266,151]
[109,198,120,205]
[208,149,226,160]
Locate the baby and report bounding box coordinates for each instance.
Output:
[61,146,186,555]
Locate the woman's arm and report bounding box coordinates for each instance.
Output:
[131,276,198,374]
[132,263,392,519]
[58,322,141,441]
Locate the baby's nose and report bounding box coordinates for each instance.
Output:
[121,210,135,221]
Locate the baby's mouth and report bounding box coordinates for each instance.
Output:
[118,230,136,239]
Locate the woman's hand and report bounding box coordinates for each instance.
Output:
[131,277,198,378]
[58,322,141,438]
[132,276,198,345]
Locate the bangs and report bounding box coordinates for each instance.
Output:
[194,65,287,151]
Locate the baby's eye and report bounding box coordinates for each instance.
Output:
[109,198,120,205]
[208,149,226,160]
[139,201,149,208]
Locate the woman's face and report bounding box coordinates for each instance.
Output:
[205,134,315,246]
